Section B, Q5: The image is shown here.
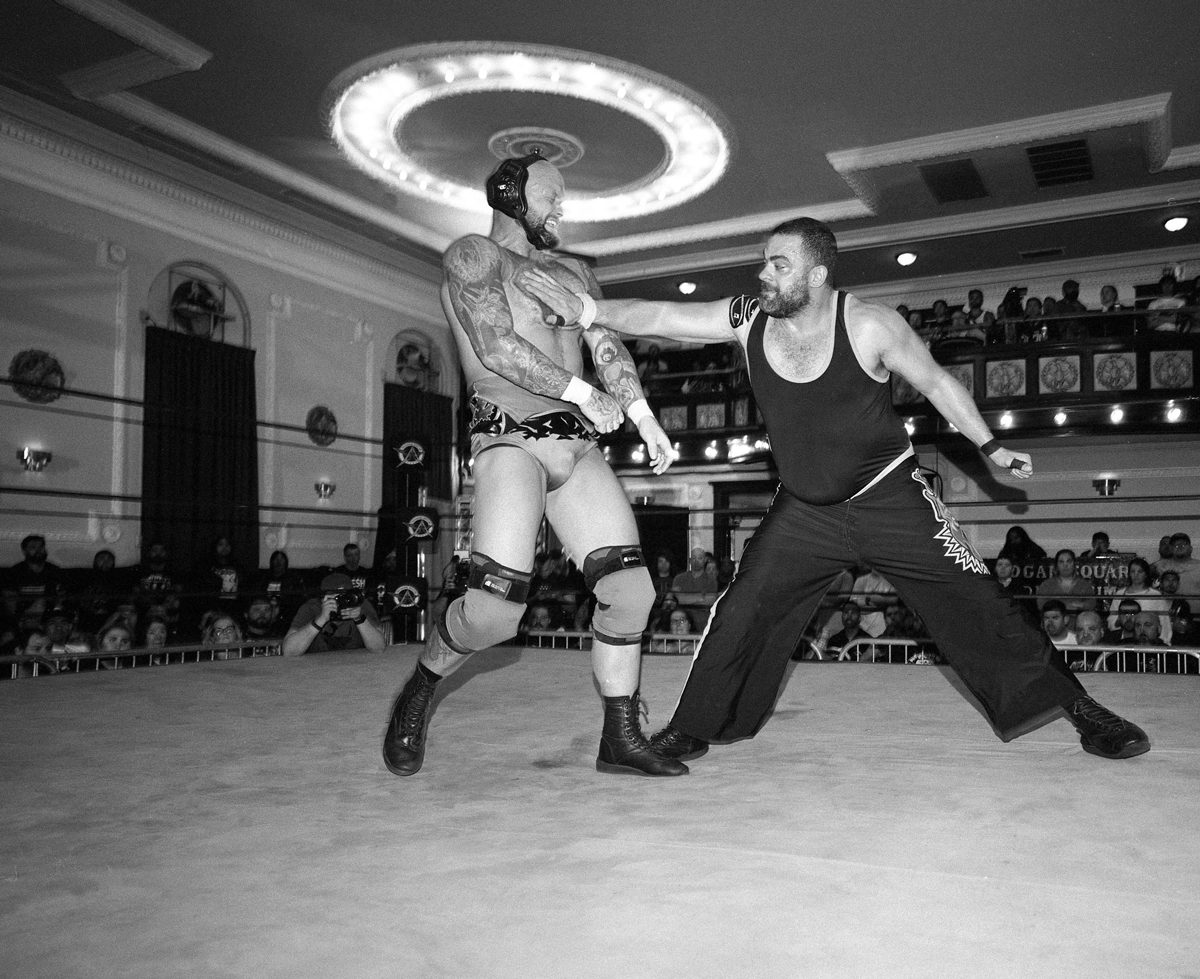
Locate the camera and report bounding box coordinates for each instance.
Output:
[328,588,365,619]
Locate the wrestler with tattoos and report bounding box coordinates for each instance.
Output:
[382,152,686,777]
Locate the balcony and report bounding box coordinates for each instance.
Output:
[604,308,1200,469]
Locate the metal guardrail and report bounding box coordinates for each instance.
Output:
[1,640,282,679]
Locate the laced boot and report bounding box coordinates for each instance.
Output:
[596,692,688,776]
[649,724,710,761]
[382,663,441,776]
[1066,695,1151,759]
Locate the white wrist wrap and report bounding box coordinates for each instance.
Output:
[574,292,597,329]
[626,399,653,425]
[562,376,595,406]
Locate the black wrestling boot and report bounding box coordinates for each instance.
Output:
[382,663,440,776]
[596,693,689,777]
[648,724,710,762]
[1066,696,1151,759]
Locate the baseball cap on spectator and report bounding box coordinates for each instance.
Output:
[320,573,351,591]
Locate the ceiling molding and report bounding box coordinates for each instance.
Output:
[594,178,1200,283]
[0,107,444,319]
[826,93,1173,174]
[56,0,212,98]
[581,198,873,258]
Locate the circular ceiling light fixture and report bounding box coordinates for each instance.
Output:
[1163,216,1189,233]
[677,281,697,295]
[325,42,732,222]
[895,252,917,267]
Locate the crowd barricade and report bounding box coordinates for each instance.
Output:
[1087,644,1200,675]
[520,629,590,651]
[1,639,282,679]
[834,637,933,664]
[645,633,701,656]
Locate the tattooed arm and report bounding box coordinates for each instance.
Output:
[443,235,622,432]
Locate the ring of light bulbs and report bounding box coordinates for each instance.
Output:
[326,42,731,221]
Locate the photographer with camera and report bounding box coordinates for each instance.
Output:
[282,572,386,656]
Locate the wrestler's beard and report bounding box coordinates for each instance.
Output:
[523,216,560,251]
[759,279,810,317]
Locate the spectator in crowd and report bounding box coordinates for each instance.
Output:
[1103,598,1142,645]
[12,625,62,676]
[650,552,677,607]
[1079,531,1114,562]
[635,342,670,385]
[1068,610,1108,672]
[1133,611,1168,647]
[132,541,184,632]
[1096,283,1131,337]
[96,620,133,668]
[993,555,1034,622]
[932,309,985,355]
[1153,532,1200,599]
[3,534,64,621]
[1098,284,1125,313]
[521,601,560,634]
[1156,534,1174,563]
[243,594,284,641]
[141,614,170,650]
[652,592,682,632]
[282,572,386,656]
[1041,599,1076,648]
[672,547,719,598]
[1158,569,1180,597]
[851,567,895,638]
[994,286,1028,343]
[334,542,370,593]
[1146,272,1188,332]
[997,525,1047,571]
[43,604,75,651]
[1107,557,1170,643]
[203,535,243,609]
[963,289,995,330]
[199,610,244,660]
[896,303,910,321]
[1169,604,1198,647]
[1053,279,1087,341]
[649,607,696,654]
[256,549,303,626]
[667,608,694,636]
[929,298,951,328]
[76,548,124,633]
[1023,295,1044,337]
[1036,549,1097,619]
[827,600,868,660]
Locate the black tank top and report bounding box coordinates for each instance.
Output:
[741,292,912,504]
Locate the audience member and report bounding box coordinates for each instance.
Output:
[1036,549,1097,618]
[652,592,682,632]
[1098,284,1125,313]
[333,542,370,593]
[651,552,677,607]
[1078,531,1114,562]
[282,572,386,656]
[963,289,995,330]
[827,600,868,659]
[199,610,244,660]
[1053,279,1087,341]
[1146,272,1187,332]
[1153,532,1200,599]
[1107,557,1170,642]
[243,594,284,640]
[12,625,61,676]
[76,548,124,633]
[132,542,184,631]
[672,547,719,599]
[997,525,1046,571]
[851,567,895,637]
[1040,599,1076,648]
[3,534,64,620]
[1103,598,1141,645]
[521,601,561,634]
[141,615,170,650]
[993,555,1035,623]
[203,535,243,609]
[1067,610,1108,672]
[1169,605,1198,647]
[1132,611,1168,647]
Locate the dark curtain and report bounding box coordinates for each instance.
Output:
[141,327,259,578]
[383,383,454,506]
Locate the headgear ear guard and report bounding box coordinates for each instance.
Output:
[485,151,543,220]
[485,151,556,250]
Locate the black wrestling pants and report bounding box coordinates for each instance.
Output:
[672,466,1084,743]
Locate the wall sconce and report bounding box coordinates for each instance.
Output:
[314,480,336,501]
[1092,477,1120,497]
[18,448,52,472]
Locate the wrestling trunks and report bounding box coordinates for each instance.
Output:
[468,392,595,441]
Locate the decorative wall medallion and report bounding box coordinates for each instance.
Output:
[659,406,688,432]
[10,349,65,403]
[1150,350,1193,389]
[1093,352,1137,391]
[696,402,726,429]
[944,363,973,398]
[1038,355,1081,394]
[305,405,338,446]
[985,359,1026,398]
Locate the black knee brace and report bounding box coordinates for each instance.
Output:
[467,551,533,604]
[583,545,653,644]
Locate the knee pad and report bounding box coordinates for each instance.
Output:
[444,552,532,651]
[583,546,654,643]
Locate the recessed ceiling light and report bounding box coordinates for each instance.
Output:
[677,281,697,295]
[896,252,917,267]
[1163,216,1189,233]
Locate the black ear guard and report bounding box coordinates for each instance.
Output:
[485,151,544,220]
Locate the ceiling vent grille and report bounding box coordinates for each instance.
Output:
[1027,139,1093,188]
[918,159,989,203]
[1019,246,1065,261]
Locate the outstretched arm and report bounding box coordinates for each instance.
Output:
[444,236,623,431]
[519,266,737,345]
[872,305,1033,479]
